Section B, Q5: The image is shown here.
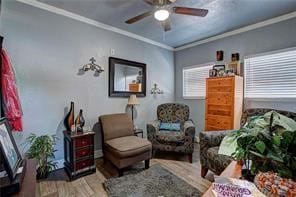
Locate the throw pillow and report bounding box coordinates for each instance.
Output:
[159,123,181,131]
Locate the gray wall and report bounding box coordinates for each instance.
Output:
[175,18,296,133]
[1,1,174,161]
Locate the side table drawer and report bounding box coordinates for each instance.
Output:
[75,136,91,148]
[75,148,92,159]
[75,158,94,171]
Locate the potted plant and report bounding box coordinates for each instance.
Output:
[231,112,296,181]
[25,133,58,179]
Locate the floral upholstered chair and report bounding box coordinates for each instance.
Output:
[199,108,296,178]
[147,103,195,163]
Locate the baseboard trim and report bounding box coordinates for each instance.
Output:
[94,149,103,159]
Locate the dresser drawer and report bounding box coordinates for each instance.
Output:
[206,115,232,129]
[207,92,233,105]
[207,104,232,116]
[207,86,233,93]
[75,136,92,148]
[207,77,233,87]
[75,158,94,171]
[75,148,92,159]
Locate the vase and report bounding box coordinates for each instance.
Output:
[64,102,74,131]
[75,109,85,132]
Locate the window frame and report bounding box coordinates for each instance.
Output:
[244,47,296,101]
[182,62,214,100]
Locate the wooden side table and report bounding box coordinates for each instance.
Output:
[63,131,96,180]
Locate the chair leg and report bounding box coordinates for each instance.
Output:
[201,166,208,178]
[118,168,123,177]
[188,154,193,163]
[152,150,156,158]
[145,159,150,169]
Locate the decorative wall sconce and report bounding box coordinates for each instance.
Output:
[82,57,104,74]
[150,83,163,94]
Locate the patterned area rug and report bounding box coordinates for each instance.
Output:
[104,164,202,197]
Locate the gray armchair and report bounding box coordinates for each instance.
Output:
[147,103,195,163]
[200,108,296,178]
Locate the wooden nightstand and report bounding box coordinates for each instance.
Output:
[63,131,96,180]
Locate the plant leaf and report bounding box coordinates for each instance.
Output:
[255,141,266,154]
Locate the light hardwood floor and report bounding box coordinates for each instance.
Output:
[37,143,213,197]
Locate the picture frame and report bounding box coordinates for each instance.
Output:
[213,65,225,71]
[216,50,224,61]
[209,69,217,77]
[0,118,22,181]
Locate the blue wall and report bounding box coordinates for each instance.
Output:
[175,17,296,133]
[0,1,175,161]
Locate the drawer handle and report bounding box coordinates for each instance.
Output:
[82,151,86,155]
[82,162,86,166]
[82,140,86,145]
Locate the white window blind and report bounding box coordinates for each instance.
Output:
[183,64,213,99]
[244,48,296,99]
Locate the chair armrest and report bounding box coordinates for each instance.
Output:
[147,120,160,142]
[184,120,195,138]
[199,130,234,167]
[199,130,234,148]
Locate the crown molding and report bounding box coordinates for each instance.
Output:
[15,0,174,51]
[14,0,296,52]
[175,11,296,51]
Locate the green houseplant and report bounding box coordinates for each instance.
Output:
[25,133,58,179]
[231,112,296,181]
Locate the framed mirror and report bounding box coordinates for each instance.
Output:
[109,57,146,97]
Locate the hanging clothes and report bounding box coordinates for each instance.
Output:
[1,49,23,131]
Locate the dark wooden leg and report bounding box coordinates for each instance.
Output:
[145,159,150,169]
[201,166,208,178]
[152,150,156,158]
[188,154,193,163]
[118,169,123,177]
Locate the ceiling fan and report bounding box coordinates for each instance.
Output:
[125,0,209,32]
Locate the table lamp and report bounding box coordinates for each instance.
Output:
[128,95,139,126]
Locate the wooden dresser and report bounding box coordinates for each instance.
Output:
[205,76,243,131]
[63,131,96,180]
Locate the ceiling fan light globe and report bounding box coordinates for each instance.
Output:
[154,9,169,21]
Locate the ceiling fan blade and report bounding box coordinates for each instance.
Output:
[161,20,171,32]
[143,0,153,5]
[125,11,153,24]
[173,7,208,17]
[144,0,175,6]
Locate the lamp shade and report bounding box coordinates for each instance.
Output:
[128,95,139,105]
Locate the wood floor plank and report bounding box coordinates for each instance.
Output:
[84,173,108,197]
[71,178,95,197]
[39,181,58,197]
[56,181,75,197]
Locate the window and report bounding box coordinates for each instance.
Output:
[244,48,296,99]
[183,63,213,99]
[244,47,296,99]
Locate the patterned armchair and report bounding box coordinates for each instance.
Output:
[200,108,296,178]
[147,103,195,163]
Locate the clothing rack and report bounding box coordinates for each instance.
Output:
[0,35,4,117]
